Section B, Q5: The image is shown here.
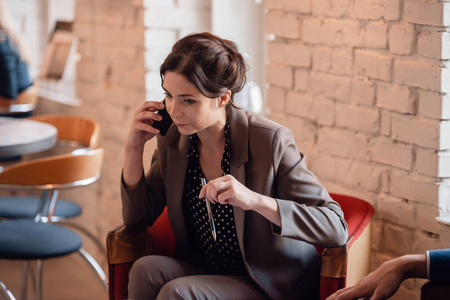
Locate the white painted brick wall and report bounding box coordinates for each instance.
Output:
[266,1,450,297]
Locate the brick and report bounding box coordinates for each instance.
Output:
[355,50,393,81]
[312,0,332,16]
[416,149,450,178]
[418,90,450,120]
[315,97,335,126]
[264,0,283,10]
[395,59,442,92]
[378,194,415,228]
[383,223,414,256]
[391,170,439,205]
[364,21,388,49]
[123,27,146,48]
[354,0,401,21]
[331,47,353,76]
[336,160,382,192]
[123,68,146,90]
[302,18,322,44]
[74,22,94,41]
[267,86,286,113]
[283,0,312,14]
[310,73,351,102]
[286,91,315,119]
[267,42,311,67]
[389,24,415,55]
[414,230,440,254]
[352,77,376,106]
[418,29,444,59]
[321,19,344,46]
[404,1,449,26]
[331,0,353,18]
[342,20,364,47]
[371,137,413,170]
[381,111,391,136]
[317,127,353,158]
[377,83,416,114]
[352,133,369,160]
[309,152,337,182]
[312,47,331,72]
[294,68,309,91]
[77,59,107,82]
[265,11,301,39]
[336,104,380,134]
[266,63,293,88]
[391,114,441,149]
[269,114,317,145]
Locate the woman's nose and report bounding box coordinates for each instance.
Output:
[167,101,181,118]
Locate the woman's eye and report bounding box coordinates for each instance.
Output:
[184,99,194,104]
[164,92,172,98]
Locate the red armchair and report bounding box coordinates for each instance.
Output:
[107,193,374,300]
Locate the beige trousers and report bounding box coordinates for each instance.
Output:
[127,255,269,300]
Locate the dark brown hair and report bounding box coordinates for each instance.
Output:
[160,32,246,102]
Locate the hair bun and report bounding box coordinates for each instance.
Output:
[160,32,247,101]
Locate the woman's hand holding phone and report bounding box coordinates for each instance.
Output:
[125,100,166,150]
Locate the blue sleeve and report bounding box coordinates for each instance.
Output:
[0,52,19,99]
[429,249,450,282]
[0,36,31,100]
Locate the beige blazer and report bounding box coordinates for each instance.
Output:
[121,106,348,299]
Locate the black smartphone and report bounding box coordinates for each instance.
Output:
[152,101,173,136]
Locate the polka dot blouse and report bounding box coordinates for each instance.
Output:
[182,123,247,275]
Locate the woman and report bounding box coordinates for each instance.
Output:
[121,32,348,300]
[0,0,32,104]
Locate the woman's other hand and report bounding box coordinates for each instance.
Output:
[199,175,281,226]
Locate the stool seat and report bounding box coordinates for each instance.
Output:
[0,219,82,260]
[0,196,82,219]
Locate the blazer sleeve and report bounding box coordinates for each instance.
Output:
[120,149,167,227]
[429,249,450,282]
[272,126,348,248]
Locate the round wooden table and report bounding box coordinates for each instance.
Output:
[0,117,57,159]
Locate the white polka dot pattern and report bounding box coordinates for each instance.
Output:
[182,123,246,275]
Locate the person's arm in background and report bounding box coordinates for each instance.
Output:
[326,249,450,300]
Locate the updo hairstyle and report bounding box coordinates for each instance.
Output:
[160,32,247,103]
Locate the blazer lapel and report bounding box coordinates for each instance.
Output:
[165,135,189,245]
[229,107,249,256]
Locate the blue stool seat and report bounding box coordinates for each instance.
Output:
[0,197,82,219]
[0,219,82,259]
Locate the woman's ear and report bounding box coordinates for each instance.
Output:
[218,90,231,108]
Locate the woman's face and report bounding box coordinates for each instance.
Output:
[162,71,228,136]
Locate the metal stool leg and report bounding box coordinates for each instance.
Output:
[35,260,43,300]
[19,262,28,300]
[77,248,107,293]
[0,281,16,300]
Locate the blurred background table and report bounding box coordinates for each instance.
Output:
[0,117,57,160]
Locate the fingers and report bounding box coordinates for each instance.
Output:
[198,176,233,204]
[326,286,353,300]
[133,101,165,134]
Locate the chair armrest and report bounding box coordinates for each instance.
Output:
[106,224,153,265]
[321,245,348,278]
[421,281,450,300]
